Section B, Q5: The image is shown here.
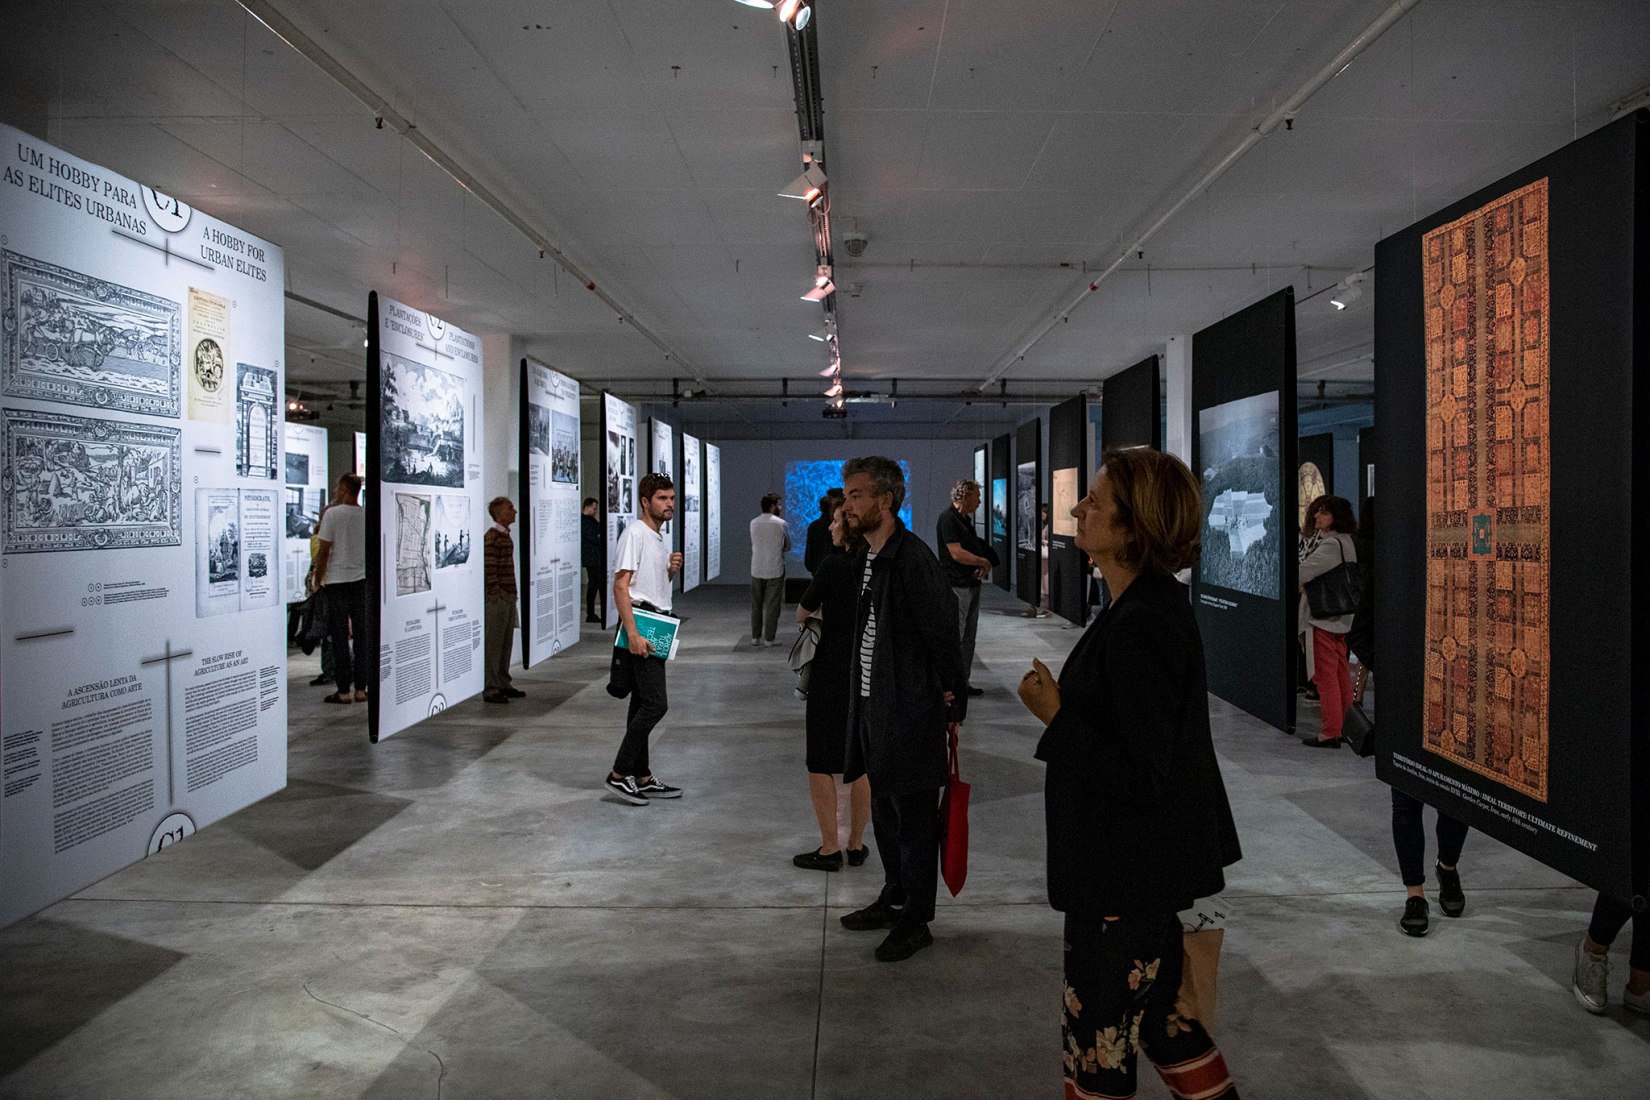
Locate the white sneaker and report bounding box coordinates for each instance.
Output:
[1624,986,1650,1016]
[1572,937,1610,1014]
[750,637,762,647]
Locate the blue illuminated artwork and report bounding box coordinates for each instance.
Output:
[783,459,912,563]
[991,477,1008,539]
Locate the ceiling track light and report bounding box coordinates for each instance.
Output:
[1330,272,1366,311]
[824,380,843,398]
[802,281,834,301]
[732,0,775,8]
[779,162,827,204]
[808,326,832,342]
[778,0,812,30]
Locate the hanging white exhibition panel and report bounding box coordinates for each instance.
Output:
[601,392,639,628]
[282,422,328,604]
[353,430,365,476]
[520,358,581,667]
[0,123,288,926]
[366,293,485,742]
[651,416,675,546]
[681,431,702,593]
[706,441,722,581]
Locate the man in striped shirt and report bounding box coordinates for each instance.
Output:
[483,497,523,704]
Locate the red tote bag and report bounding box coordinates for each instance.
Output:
[939,722,970,896]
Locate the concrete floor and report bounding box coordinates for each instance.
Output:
[1,584,1645,1098]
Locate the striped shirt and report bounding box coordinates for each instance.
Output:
[485,524,516,599]
[859,552,877,697]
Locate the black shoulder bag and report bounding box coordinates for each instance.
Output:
[1304,537,1364,618]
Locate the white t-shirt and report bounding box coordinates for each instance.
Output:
[614,520,672,612]
[316,503,366,584]
[749,512,790,580]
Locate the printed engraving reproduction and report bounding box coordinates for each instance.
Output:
[1422,178,1550,802]
[235,363,278,479]
[3,407,182,553]
[381,353,465,488]
[395,491,432,595]
[1,250,182,417]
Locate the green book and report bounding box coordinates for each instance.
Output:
[615,608,681,660]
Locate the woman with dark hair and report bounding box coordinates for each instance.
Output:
[1019,447,1242,1100]
[790,501,870,871]
[1298,494,1359,748]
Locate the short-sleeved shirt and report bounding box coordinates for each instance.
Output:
[613,520,672,612]
[316,503,366,584]
[749,512,790,580]
[936,505,990,587]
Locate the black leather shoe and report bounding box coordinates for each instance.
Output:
[483,692,509,705]
[793,848,843,872]
[502,687,526,698]
[966,686,984,697]
[309,674,331,686]
[1399,896,1430,937]
[840,901,902,931]
[1301,736,1343,748]
[846,846,869,867]
[875,922,933,961]
[1436,863,1465,917]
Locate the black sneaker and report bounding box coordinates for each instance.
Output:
[604,775,648,806]
[840,901,902,931]
[846,846,870,867]
[1436,862,1465,918]
[875,922,933,962]
[309,673,331,686]
[793,848,843,872]
[1399,896,1430,937]
[502,687,526,698]
[966,686,984,697]
[634,777,681,799]
[484,692,510,705]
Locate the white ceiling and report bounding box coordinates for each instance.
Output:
[1,0,1646,431]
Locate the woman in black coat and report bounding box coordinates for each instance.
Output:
[790,502,869,871]
[1019,447,1242,1100]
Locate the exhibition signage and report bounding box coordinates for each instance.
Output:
[681,432,702,592]
[519,358,581,668]
[602,392,638,626]
[1374,112,1647,904]
[0,123,288,926]
[1015,418,1042,607]
[1190,288,1299,733]
[989,433,1011,591]
[282,422,328,604]
[1048,395,1088,626]
[366,293,485,742]
[1102,355,1162,450]
[705,442,722,581]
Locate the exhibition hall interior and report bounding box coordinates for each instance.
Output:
[1,1,1647,1096]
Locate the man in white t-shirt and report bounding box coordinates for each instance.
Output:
[605,472,685,805]
[312,473,369,705]
[748,493,790,646]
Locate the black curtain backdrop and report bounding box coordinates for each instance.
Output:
[1191,287,1298,734]
[1048,395,1088,625]
[1015,418,1043,607]
[1102,355,1162,449]
[990,433,1011,591]
[1375,111,1646,905]
[365,292,383,741]
[1298,432,1336,531]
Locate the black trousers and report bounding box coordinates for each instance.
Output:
[872,784,942,926]
[1391,787,1469,887]
[611,653,667,777]
[1590,893,1650,970]
[327,580,370,694]
[585,566,602,620]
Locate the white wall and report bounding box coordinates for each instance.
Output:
[710,437,980,586]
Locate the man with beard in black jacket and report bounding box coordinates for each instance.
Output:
[838,455,967,962]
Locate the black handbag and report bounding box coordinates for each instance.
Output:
[1304,537,1363,618]
[1342,701,1377,757]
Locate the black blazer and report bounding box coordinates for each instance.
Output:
[844,522,967,793]
[804,517,836,574]
[1035,569,1241,916]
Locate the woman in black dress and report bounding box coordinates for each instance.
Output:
[791,502,870,871]
[1018,447,1242,1099]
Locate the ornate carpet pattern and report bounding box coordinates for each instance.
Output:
[1422,178,1550,802]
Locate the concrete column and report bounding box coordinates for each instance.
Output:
[479,332,520,664]
[1164,335,1193,464]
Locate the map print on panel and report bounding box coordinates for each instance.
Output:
[235,364,278,479]
[432,494,470,570]
[1422,178,1550,802]
[1,250,182,417]
[395,491,432,595]
[3,407,182,553]
[1198,391,1281,599]
[381,353,464,488]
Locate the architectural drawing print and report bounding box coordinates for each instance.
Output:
[2,250,182,417]
[394,491,432,595]
[381,353,465,488]
[3,407,182,553]
[236,363,278,479]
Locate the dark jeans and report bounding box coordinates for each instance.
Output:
[1589,893,1650,971]
[585,566,601,620]
[872,785,941,926]
[1062,912,1238,1099]
[327,580,370,694]
[952,584,980,683]
[612,652,667,777]
[1391,787,1469,887]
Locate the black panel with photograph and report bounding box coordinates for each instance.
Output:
[1014,417,1041,607]
[1101,354,1162,449]
[990,432,1011,591]
[1047,394,1088,626]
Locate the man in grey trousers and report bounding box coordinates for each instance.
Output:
[749,493,790,646]
[935,479,998,697]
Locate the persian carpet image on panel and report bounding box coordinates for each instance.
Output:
[1422,178,1550,802]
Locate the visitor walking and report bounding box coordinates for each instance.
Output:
[1390,790,1469,936]
[1298,495,1358,747]
[838,456,966,962]
[1018,447,1241,1099]
[483,496,523,704]
[1572,890,1650,1015]
[313,474,369,705]
[581,497,603,623]
[935,478,997,696]
[749,493,789,646]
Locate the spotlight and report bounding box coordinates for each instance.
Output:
[779,162,827,205]
[802,280,834,302]
[732,0,774,7]
[824,379,843,398]
[1330,286,1363,310]
[808,325,834,342]
[777,0,811,30]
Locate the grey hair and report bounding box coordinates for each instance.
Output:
[951,478,980,503]
[842,456,906,513]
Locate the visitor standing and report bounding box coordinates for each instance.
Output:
[581,497,603,624]
[483,497,523,704]
[838,456,966,962]
[935,478,997,697]
[1572,889,1650,1015]
[791,499,870,871]
[804,490,842,574]
[313,474,369,705]
[1298,495,1358,747]
[749,493,789,646]
[605,473,683,805]
[1018,447,1241,1099]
